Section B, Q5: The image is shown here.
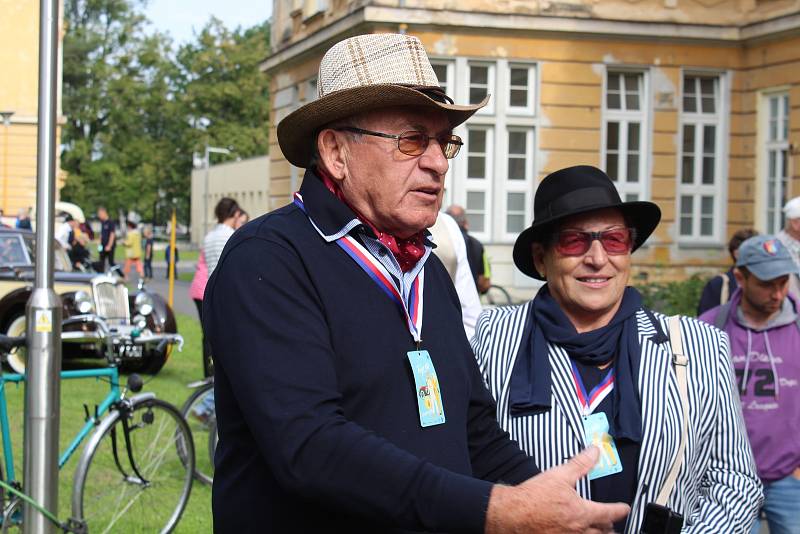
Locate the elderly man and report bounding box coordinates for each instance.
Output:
[699,235,800,534]
[777,196,800,297]
[472,165,762,533]
[205,34,628,533]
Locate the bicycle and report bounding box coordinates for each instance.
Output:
[180,377,215,485]
[0,314,194,533]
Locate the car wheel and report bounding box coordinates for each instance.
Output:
[5,315,27,374]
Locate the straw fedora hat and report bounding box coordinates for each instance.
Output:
[277,33,489,168]
[513,165,661,280]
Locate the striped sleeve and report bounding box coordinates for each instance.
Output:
[684,323,764,533]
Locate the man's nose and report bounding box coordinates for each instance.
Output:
[419,139,449,175]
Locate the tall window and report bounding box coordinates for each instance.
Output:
[604,71,648,202]
[765,93,790,234]
[678,74,725,241]
[464,127,492,233]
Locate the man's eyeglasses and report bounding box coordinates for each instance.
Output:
[334,127,463,159]
[554,228,635,256]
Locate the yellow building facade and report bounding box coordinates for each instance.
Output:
[0,1,65,221]
[264,0,800,291]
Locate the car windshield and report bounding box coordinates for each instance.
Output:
[0,235,32,267]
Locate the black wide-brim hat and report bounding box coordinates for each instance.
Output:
[513,165,662,280]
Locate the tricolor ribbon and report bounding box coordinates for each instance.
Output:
[294,192,424,343]
[570,360,615,416]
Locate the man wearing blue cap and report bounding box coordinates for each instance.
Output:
[700,235,800,534]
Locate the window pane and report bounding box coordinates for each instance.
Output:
[509,131,526,154]
[682,156,694,184]
[782,95,790,140]
[510,68,528,87]
[625,193,639,202]
[507,192,525,211]
[471,65,488,85]
[701,195,714,216]
[508,158,526,180]
[700,78,715,96]
[682,124,694,153]
[683,95,696,113]
[468,157,486,179]
[607,92,621,109]
[607,122,619,150]
[769,150,776,178]
[680,196,694,235]
[703,125,715,153]
[510,89,527,107]
[701,96,715,114]
[470,88,487,104]
[507,214,525,233]
[466,192,485,232]
[606,154,619,181]
[628,123,640,151]
[627,155,639,183]
[469,129,486,152]
[466,213,484,233]
[700,217,713,236]
[608,74,620,91]
[432,64,448,89]
[770,119,778,142]
[683,77,694,95]
[702,157,715,185]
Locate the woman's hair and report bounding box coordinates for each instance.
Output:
[215,197,240,223]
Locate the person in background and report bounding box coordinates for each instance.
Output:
[777,196,800,297]
[473,165,762,533]
[165,244,179,279]
[15,208,32,230]
[143,226,154,280]
[446,204,492,294]
[122,220,144,280]
[190,250,212,378]
[67,216,90,269]
[697,228,758,315]
[206,33,629,532]
[97,206,116,271]
[235,209,249,230]
[55,214,73,250]
[428,211,483,339]
[203,197,240,276]
[699,235,800,534]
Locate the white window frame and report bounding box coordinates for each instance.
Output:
[601,69,650,203]
[462,125,495,240]
[430,59,457,207]
[449,58,539,243]
[467,62,496,116]
[505,63,537,116]
[762,91,790,234]
[677,71,729,244]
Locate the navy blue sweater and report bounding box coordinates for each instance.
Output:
[205,172,539,533]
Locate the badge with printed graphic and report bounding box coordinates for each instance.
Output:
[407,350,445,427]
[582,412,622,480]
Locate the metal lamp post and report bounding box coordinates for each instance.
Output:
[202,144,232,237]
[24,1,61,532]
[0,111,13,213]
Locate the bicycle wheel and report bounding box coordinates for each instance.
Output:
[180,383,215,485]
[207,418,218,471]
[72,397,194,534]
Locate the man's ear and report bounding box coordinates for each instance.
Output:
[532,243,547,279]
[733,267,745,286]
[317,129,347,183]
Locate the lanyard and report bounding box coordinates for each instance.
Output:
[570,360,614,416]
[293,192,424,343]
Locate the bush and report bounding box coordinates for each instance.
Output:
[635,275,709,317]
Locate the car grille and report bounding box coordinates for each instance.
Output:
[93,279,129,323]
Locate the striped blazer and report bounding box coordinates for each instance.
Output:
[472,304,763,533]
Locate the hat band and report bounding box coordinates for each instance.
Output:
[542,186,622,220]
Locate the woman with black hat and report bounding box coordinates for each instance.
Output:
[473,165,762,533]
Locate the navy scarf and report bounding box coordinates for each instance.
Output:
[508,285,644,442]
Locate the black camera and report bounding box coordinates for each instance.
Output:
[640,503,684,534]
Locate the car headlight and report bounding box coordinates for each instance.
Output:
[74,290,94,314]
[134,293,155,316]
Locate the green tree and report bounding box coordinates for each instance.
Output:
[60,2,271,226]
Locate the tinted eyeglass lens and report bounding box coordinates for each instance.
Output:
[398,132,463,159]
[556,229,633,256]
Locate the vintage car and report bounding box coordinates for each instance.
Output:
[0,227,178,374]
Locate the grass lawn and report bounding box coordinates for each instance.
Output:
[2,314,212,532]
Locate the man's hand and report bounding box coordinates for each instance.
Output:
[485,447,630,534]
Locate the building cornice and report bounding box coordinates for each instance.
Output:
[262,6,800,73]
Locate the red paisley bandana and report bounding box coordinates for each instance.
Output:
[316,167,426,272]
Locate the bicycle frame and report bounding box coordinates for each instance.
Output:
[0,366,120,485]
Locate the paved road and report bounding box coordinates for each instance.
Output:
[126,262,198,317]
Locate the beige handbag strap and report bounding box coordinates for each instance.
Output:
[656,316,690,506]
[719,273,730,304]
